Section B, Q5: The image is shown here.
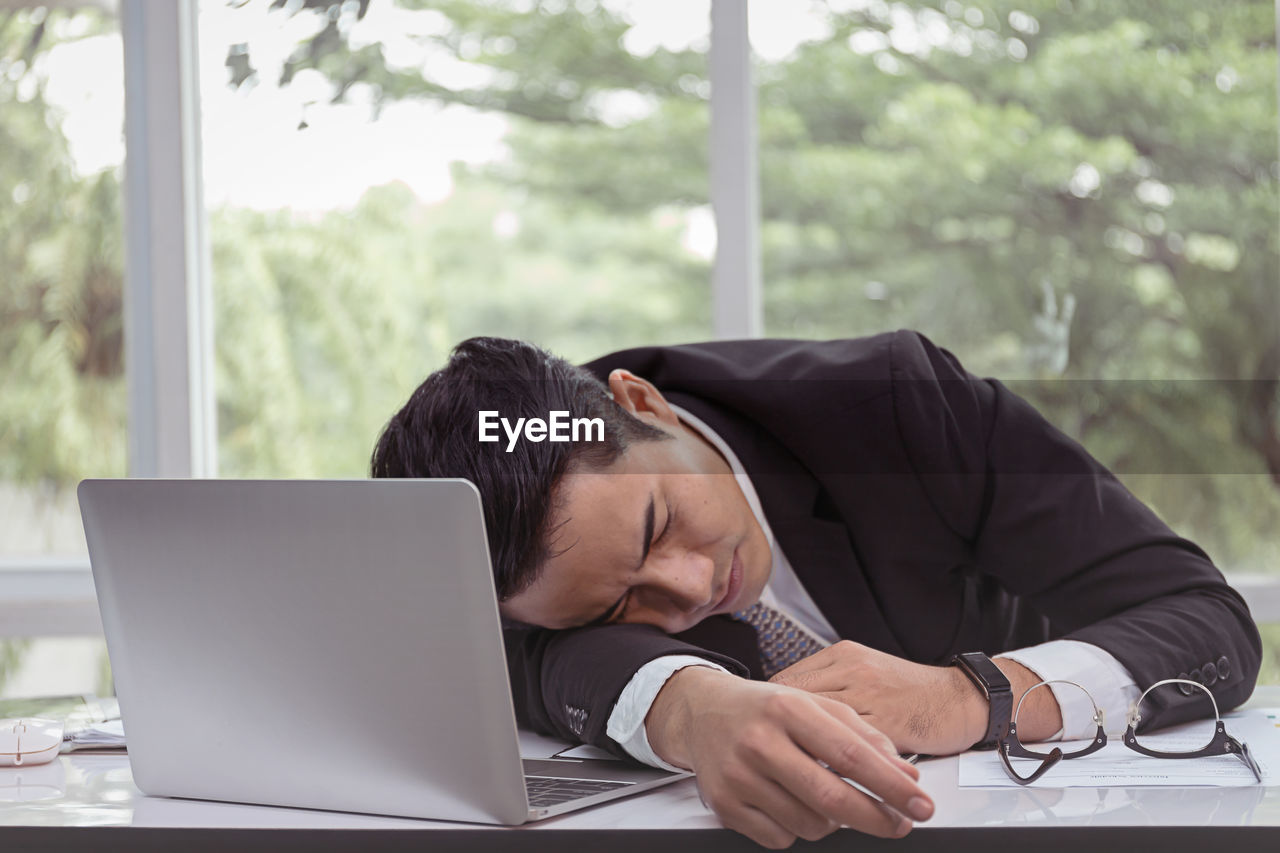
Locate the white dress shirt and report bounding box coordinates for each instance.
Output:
[605,405,1140,771]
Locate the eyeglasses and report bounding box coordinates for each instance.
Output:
[998,678,1262,785]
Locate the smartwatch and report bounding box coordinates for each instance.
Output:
[950,651,1013,750]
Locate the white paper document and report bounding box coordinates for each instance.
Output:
[959,707,1279,788]
[66,718,126,750]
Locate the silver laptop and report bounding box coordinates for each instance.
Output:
[78,478,687,825]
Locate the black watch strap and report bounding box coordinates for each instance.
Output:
[951,651,1012,750]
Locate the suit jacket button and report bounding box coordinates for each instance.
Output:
[1217,656,1231,679]
[1177,672,1195,695]
[1201,662,1218,686]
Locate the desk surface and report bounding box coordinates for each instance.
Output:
[4,687,1279,852]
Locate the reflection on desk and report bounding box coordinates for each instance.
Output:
[2,687,1279,847]
[5,750,1277,832]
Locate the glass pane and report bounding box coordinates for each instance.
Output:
[1260,623,1280,686]
[0,5,127,559]
[199,0,713,478]
[751,1,1280,582]
[0,637,111,700]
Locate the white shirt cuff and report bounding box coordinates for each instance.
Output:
[997,639,1141,741]
[605,655,730,771]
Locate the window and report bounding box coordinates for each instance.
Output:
[0,3,125,697]
[0,5,126,561]
[5,0,1279,694]
[750,1,1280,674]
[198,0,714,478]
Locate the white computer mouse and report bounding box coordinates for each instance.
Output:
[0,718,64,767]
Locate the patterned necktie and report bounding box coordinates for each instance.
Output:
[732,600,828,679]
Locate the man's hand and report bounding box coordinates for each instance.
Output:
[645,666,934,849]
[769,641,1063,754]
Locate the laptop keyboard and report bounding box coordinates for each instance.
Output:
[524,775,634,808]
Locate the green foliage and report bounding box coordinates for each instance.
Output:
[1,0,1276,579]
[212,178,710,476]
[0,640,31,695]
[254,0,706,122]
[1259,623,1280,687]
[213,184,446,476]
[0,8,126,486]
[745,0,1280,573]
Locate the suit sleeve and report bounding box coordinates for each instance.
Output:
[502,616,756,757]
[889,330,1262,731]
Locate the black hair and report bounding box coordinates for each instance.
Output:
[370,337,670,601]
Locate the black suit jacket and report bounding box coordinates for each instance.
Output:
[503,330,1262,753]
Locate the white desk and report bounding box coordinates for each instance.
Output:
[4,687,1279,852]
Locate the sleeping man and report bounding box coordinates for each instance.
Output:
[370,331,1261,848]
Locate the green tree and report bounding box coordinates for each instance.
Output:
[211,177,711,476]
[233,0,1277,571]
[2,0,1278,689]
[0,5,124,695]
[0,7,126,488]
[4,0,1276,567]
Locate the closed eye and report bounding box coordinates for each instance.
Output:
[609,503,673,625]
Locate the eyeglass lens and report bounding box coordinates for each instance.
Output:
[1010,680,1105,758]
[1129,680,1219,754]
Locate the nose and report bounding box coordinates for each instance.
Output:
[648,550,717,616]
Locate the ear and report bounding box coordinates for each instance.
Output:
[607,369,681,430]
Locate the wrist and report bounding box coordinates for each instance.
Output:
[949,665,991,747]
[645,666,727,770]
[994,658,1063,741]
[950,652,1015,750]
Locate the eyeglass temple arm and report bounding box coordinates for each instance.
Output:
[998,742,1063,786]
[1237,740,1264,784]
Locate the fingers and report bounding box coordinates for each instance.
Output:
[821,700,919,778]
[769,640,869,691]
[770,663,836,692]
[769,752,917,838]
[678,677,932,847]
[758,740,927,836]
[719,780,839,847]
[720,802,816,850]
[704,771,906,849]
[722,800,907,849]
[698,770,824,849]
[774,696,934,825]
[768,642,851,686]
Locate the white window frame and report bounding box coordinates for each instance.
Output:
[0,0,211,637]
[121,0,216,483]
[1,0,1278,638]
[710,0,763,339]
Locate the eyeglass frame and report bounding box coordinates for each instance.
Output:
[997,677,1262,786]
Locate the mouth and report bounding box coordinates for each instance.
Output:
[712,549,745,615]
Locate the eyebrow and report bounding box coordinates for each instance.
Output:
[581,494,654,628]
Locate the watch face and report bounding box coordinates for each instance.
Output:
[953,653,1014,752]
[957,652,1012,691]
